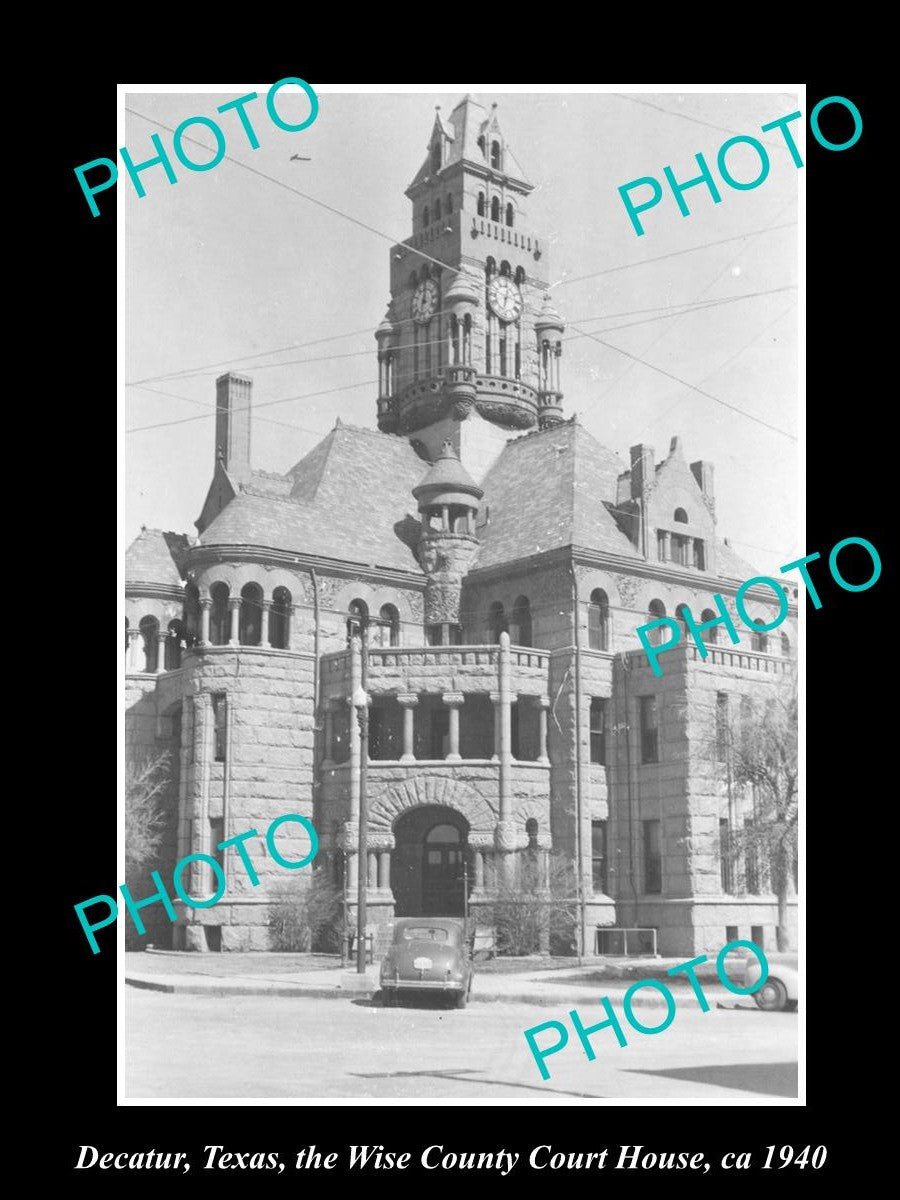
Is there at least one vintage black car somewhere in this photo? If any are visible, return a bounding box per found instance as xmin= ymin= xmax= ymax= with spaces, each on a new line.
xmin=379 ymin=918 xmax=474 ymax=1008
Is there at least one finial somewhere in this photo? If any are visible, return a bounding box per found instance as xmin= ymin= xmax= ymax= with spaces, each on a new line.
xmin=435 ymin=104 xmax=441 ymax=111
xmin=491 ymin=102 xmax=498 ymax=109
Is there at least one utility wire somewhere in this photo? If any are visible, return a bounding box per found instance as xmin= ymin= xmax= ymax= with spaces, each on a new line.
xmin=126 ymin=284 xmax=796 ymax=385
xmin=126 ymin=378 xmax=375 ymax=434
xmin=613 ymin=93 xmax=797 ymax=149
xmin=549 ymin=218 xmax=796 ymax=291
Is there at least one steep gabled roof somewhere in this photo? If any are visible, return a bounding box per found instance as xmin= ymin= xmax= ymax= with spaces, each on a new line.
xmin=126 ymin=528 xmax=190 ymax=587
xmin=474 ymin=420 xmax=637 ymax=570
xmin=200 ymin=423 xmax=426 ymax=571
xmin=407 ymin=95 xmax=532 ymax=192
xmin=715 ymin=539 xmax=760 ymax=582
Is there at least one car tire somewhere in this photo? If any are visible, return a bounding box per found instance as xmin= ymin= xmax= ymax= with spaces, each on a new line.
xmin=754 ymin=977 xmax=788 ymax=1012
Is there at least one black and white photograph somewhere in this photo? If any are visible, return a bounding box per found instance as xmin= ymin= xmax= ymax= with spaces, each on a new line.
xmin=115 ymin=85 xmax=807 ymax=1104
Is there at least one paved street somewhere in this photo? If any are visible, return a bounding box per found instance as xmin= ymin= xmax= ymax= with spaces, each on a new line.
xmin=123 ymin=990 xmax=798 ymax=1100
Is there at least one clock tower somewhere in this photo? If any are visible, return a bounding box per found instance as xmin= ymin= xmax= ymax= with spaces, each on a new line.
xmin=375 ymin=95 xmax=565 ymax=439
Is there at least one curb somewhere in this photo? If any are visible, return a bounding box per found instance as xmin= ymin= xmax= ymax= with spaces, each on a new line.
xmin=124 ymin=974 xmax=723 ymax=1008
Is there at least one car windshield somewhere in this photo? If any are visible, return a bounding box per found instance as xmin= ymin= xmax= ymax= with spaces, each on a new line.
xmin=402 ymin=927 xmax=450 ymax=943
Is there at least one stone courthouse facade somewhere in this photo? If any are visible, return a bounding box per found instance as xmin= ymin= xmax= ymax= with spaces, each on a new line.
xmin=125 ymin=96 xmax=797 ymax=956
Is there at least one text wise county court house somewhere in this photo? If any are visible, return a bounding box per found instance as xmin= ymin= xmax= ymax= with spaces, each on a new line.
xmin=125 ymin=96 xmax=797 ymax=956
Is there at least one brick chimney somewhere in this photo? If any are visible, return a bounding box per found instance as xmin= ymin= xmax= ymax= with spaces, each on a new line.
xmin=215 ymin=372 xmax=252 ymax=481
xmin=630 ymin=444 xmax=655 ymax=499
xmin=690 ymin=459 xmax=714 ymax=501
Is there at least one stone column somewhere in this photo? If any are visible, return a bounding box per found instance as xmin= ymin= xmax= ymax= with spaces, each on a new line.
xmin=367 ymin=851 xmax=378 ymax=889
xmin=498 ymin=633 xmax=512 ymax=821
xmin=398 ymin=693 xmax=418 ymax=763
xmin=261 ymin=600 xmax=272 ymax=647
xmin=126 ymin=628 xmax=141 ymax=672
xmin=443 ymin=692 xmax=464 ymax=762
xmin=537 ymin=698 xmax=550 ymax=764
xmin=474 ymin=850 xmax=484 ymax=888
xmin=156 ymin=630 xmax=168 ymax=673
xmin=199 ymin=598 xmax=211 ymax=645
xmin=228 ymin=597 xmax=241 ymax=646
xmin=348 ymin=637 xmax=362 ymax=819
xmin=660 ymin=531 xmax=670 ymax=561
xmin=490 ymin=692 xmax=501 ymax=762
xmin=378 ymin=850 xmax=391 ymax=889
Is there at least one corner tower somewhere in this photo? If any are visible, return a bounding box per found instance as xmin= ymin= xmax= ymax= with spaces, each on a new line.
xmin=376 ymin=96 xmax=565 ymax=438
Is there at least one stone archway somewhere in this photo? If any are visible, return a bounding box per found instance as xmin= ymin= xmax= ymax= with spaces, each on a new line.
xmin=392 ymin=806 xmax=470 ymax=917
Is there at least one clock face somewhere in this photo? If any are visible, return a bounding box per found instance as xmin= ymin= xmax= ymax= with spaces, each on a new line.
xmin=412 ymin=278 xmax=439 ymax=324
xmin=488 ymin=276 xmax=523 ymax=322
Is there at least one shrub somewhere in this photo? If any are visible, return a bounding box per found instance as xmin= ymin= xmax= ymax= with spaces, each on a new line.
xmin=269 ymin=869 xmax=343 ymax=952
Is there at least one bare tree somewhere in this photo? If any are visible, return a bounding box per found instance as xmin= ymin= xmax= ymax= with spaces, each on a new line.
xmin=716 ymin=667 xmax=798 ymax=951
xmin=125 ymin=752 xmax=171 ymax=871
xmin=486 ymin=851 xmax=580 ymax=956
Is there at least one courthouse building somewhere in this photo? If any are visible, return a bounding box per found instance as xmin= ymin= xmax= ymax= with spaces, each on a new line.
xmin=125 ymin=96 xmax=797 ymax=956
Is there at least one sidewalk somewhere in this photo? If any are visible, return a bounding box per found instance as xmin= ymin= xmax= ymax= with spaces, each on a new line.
xmin=125 ymin=951 xmax=741 ymax=1008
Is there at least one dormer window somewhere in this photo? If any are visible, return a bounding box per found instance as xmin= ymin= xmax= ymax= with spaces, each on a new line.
xmin=674 ymin=508 xmax=688 ymax=523
xmin=491 ymin=140 xmax=501 ymax=169
xmin=431 ymin=142 xmax=441 ymax=173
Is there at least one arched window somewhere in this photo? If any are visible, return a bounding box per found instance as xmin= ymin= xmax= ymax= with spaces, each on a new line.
xmin=780 ymin=631 xmax=791 ymax=657
xmin=485 ymin=259 xmax=496 ymax=374
xmin=423 ymin=205 xmax=429 ymax=227
xmin=490 ymin=196 xmax=500 ymax=223
xmin=511 ymin=596 xmax=532 ymax=647
xmin=477 ymin=134 xmax=486 ymax=157
xmin=426 ymin=823 xmax=461 ymax=844
xmin=446 ymin=193 xmax=453 ymax=214
xmin=239 ymin=583 xmax=263 ymax=646
xmin=489 ymin=601 xmax=507 ymax=643
xmin=505 ymin=202 xmax=514 ymax=227
xmin=477 ymin=192 xmax=485 ymax=217
xmin=491 ymin=140 xmax=501 ymax=169
xmin=434 ymin=197 xmax=441 ymax=222
xmin=675 ymin=603 xmax=692 ymax=636
xmin=165 ymin=619 xmax=185 ymax=670
xmin=588 ymin=589 xmax=610 ymax=651
xmin=450 ymin=313 xmax=460 ymax=364
xmin=514 ymin=266 xmax=525 ymax=286
xmin=431 ymin=142 xmax=441 ymax=173
xmin=270 ymin=587 xmax=292 ymax=650
xmin=674 ymin=508 xmax=688 ymax=524
xmin=751 ymin=628 xmax=769 ymax=653
xmin=347 ymin=599 xmax=369 ymax=645
xmin=377 ymin=603 xmax=400 ymax=647
xmin=209 ymin=583 xmax=230 ymax=645
xmin=525 ymin=817 xmax=539 ymax=851
xmin=500 ymin=259 xmax=510 ymax=276
xmin=700 ymin=608 xmax=719 ymax=644
xmin=183 ymin=583 xmax=200 ymax=646
xmin=646 ymin=599 xmax=666 ymax=648
xmin=139 ymin=615 xmax=159 ymax=672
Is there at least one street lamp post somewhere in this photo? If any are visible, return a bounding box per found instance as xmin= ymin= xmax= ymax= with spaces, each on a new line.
xmin=353 ymin=629 xmax=370 ymax=975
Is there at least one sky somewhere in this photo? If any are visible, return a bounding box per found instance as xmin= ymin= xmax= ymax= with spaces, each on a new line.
xmin=122 ymin=86 xmax=800 ymax=576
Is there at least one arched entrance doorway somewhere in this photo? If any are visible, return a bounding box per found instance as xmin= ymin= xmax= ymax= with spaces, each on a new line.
xmin=392 ymin=806 xmax=469 ymax=917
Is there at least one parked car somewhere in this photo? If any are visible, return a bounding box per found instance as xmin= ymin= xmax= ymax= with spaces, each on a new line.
xmin=380 ymin=918 xmax=474 ymax=1008
xmin=744 ymin=951 xmax=799 ymax=1012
